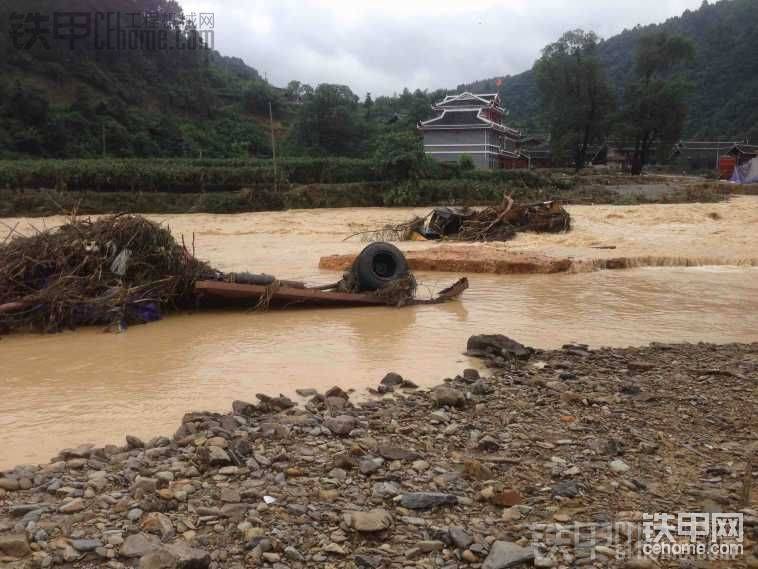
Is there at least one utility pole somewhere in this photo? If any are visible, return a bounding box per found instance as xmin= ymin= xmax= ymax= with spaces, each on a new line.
xmin=101 ymin=123 xmax=106 ymax=158
xmin=269 ymin=101 xmax=278 ymax=192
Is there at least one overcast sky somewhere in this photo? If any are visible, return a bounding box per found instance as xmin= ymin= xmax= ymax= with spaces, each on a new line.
xmin=181 ymin=0 xmax=704 ymax=97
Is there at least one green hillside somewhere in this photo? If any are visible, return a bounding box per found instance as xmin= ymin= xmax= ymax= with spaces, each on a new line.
xmin=461 ymin=0 xmax=758 ymax=140
xmin=0 ymin=0 xmax=280 ymax=159
xmin=2 ymin=0 xmax=756 ymax=161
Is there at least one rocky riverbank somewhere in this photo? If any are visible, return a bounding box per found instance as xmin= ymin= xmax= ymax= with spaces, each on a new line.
xmin=0 ymin=338 xmax=756 ymax=568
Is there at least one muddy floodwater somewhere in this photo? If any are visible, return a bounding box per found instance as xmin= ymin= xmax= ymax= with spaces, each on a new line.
xmin=2 ymin=198 xmax=758 ymax=468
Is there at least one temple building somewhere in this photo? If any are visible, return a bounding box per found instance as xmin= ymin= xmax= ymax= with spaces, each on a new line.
xmin=418 ymin=92 xmax=525 ymax=170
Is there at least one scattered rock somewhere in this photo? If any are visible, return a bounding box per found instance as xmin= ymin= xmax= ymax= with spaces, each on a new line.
xmin=71 ymin=539 xmax=102 ymax=552
xmin=325 ymin=415 xmax=357 ymax=436
xmin=482 ymin=541 xmax=535 ymax=569
xmin=449 ymin=527 xmax=473 ymax=549
xmin=126 ymin=435 xmax=145 ymax=449
xmin=380 ymin=372 xmax=404 ymax=387
xmin=207 ymin=446 xmax=231 ymax=466
xmin=121 ymin=533 xmax=161 ymax=558
xmin=232 ymin=400 xmax=256 ymax=416
xmin=141 ymin=512 xmax=175 ymax=538
xmin=0 ymin=533 xmax=31 ymax=559
xmin=377 ymin=445 xmax=420 ymax=461
xmin=0 ymin=478 xmax=20 ymax=491
xmin=552 ymin=480 xmax=581 ymax=498
xmin=343 ymin=509 xmax=393 ymax=532
xmin=58 ymin=498 xmax=86 ymax=513
xmin=610 ymin=459 xmax=631 ymax=473
xmin=0 ymin=338 xmax=752 ymax=569
xmin=431 ymin=387 xmax=465 ymax=408
xmin=397 ymin=492 xmax=458 ymax=509
xmin=467 ymin=334 xmax=532 ymax=359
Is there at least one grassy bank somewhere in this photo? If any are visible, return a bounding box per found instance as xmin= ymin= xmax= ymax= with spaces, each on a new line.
xmin=0 ymin=158 xmax=563 ymax=193
xmin=0 ymin=158 xmax=742 ymax=216
xmin=0 ymin=178 xmax=736 ymax=217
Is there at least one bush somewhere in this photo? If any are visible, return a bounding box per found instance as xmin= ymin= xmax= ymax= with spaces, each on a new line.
xmin=458 ymin=155 xmax=476 ymax=171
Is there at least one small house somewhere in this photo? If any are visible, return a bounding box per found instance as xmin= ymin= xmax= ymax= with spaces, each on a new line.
xmin=419 ymin=92 xmax=524 ymax=170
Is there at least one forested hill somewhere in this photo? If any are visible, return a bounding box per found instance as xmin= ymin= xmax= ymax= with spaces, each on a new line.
xmin=461 ymin=0 xmax=758 ymax=140
xmin=0 ymin=0 xmax=280 ymax=159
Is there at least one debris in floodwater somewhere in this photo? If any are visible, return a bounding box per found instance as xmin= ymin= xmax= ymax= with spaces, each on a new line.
xmin=1 ymin=217 xmax=469 ymax=337
xmin=349 ymin=194 xmax=571 ymax=242
xmin=0 ymin=214 xmax=211 ymax=335
xmin=196 ymin=241 xmax=468 ymax=310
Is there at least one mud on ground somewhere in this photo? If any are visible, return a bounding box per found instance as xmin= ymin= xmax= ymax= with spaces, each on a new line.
xmin=0 ymin=339 xmax=756 ymax=568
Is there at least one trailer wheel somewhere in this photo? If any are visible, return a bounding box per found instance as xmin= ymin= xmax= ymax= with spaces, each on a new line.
xmin=354 ymin=242 xmax=409 ymax=292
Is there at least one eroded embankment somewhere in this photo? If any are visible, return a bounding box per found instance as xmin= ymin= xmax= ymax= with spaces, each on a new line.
xmin=319 ymin=246 xmax=758 ymax=275
xmin=319 ymin=246 xmax=573 ymax=274
xmin=0 ymin=339 xmax=755 ymax=568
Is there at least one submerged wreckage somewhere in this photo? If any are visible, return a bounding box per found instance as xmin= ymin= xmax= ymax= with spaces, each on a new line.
xmin=354 ymin=196 xmax=571 ymax=242
xmin=0 ymin=215 xmax=466 ymax=335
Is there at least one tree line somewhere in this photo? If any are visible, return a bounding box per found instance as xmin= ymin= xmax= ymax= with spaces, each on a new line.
xmin=0 ymin=0 xmax=701 ymax=177
xmin=534 ymin=29 xmax=694 ymax=174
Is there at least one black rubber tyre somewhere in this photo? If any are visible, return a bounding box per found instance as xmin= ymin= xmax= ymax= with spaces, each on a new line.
xmin=354 ymin=242 xmax=409 ymax=292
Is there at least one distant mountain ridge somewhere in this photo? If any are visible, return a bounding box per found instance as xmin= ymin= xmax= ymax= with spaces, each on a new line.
xmin=459 ymin=0 xmax=758 ymax=140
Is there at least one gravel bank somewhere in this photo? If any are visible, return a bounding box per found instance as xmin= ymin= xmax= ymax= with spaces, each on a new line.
xmin=0 ymin=338 xmax=756 ymax=568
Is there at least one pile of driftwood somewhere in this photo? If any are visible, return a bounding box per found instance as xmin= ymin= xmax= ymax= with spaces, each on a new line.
xmin=351 ymin=195 xmax=571 ymax=243
xmin=0 ymin=215 xmax=211 ymax=334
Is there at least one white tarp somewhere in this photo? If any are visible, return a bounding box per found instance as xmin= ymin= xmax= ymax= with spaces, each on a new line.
xmin=730 ymin=156 xmax=758 ymax=184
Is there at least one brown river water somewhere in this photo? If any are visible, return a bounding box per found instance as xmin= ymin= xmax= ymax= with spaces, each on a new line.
xmin=2 ymin=198 xmax=758 ymax=468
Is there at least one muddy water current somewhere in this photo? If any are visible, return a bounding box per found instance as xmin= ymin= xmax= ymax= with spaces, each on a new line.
xmin=2 ymin=200 xmax=758 ymax=468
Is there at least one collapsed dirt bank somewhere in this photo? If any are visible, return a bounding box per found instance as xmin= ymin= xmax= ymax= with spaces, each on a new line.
xmin=1 ymin=340 xmax=755 ymax=568
xmin=319 ymin=246 xmax=758 ymax=276
xmin=320 ymin=246 xmax=573 ymax=275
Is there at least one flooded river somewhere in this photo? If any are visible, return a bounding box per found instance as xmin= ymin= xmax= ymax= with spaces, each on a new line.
xmin=2 ymin=200 xmax=758 ymax=468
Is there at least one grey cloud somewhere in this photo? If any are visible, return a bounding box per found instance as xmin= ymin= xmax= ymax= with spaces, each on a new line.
xmin=183 ymin=0 xmax=703 ymax=96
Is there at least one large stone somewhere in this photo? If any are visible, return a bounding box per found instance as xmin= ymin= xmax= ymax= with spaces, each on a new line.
xmin=166 ymin=541 xmax=211 ymax=568
xmin=359 ymin=457 xmax=384 ymax=475
xmin=59 ymin=498 xmax=86 ymax=513
xmin=552 ymin=480 xmax=581 ymax=498
xmin=325 ymin=415 xmax=357 ymax=436
xmin=139 ymin=541 xmax=210 ymax=569
xmin=482 ymin=541 xmax=535 ymax=569
xmin=232 ymin=400 xmax=257 ymax=416
xmin=324 ymin=386 xmax=350 ymax=400
xmin=126 ymin=435 xmax=145 ymax=449
xmin=61 ymin=444 xmax=93 ymax=459
xmin=372 ymin=481 xmax=401 ymax=499
xmin=343 ymin=509 xmax=393 ymax=532
xmin=71 ymin=539 xmax=102 ymax=552
xmin=397 ymin=492 xmax=458 ymax=509
xmin=380 ymin=372 xmax=404 ymax=387
xmin=134 ymin=476 xmax=159 ymax=493
xmin=220 ymin=487 xmax=241 ymax=503
xmin=207 ymin=446 xmax=231 ymax=466
xmin=377 ymin=445 xmax=420 ymax=461
xmin=449 ymin=527 xmax=473 ymax=549
xmin=610 ymin=459 xmax=631 ymax=473
xmin=431 ymin=387 xmax=465 ymax=408
xmin=139 ymin=549 xmax=177 ymax=569
xmin=141 ymin=512 xmax=175 ymax=538
xmin=0 ymin=478 xmax=20 ymax=491
xmin=0 ymin=534 xmax=31 ymax=559
xmin=467 ymin=335 xmax=532 ymax=360
xmin=121 ymin=533 xmax=161 ymax=558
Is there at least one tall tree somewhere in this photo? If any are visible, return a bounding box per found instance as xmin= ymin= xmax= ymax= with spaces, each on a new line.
xmin=287 ymin=84 xmax=366 ymax=156
xmin=619 ymin=32 xmax=695 ymax=175
xmin=534 ymin=30 xmax=614 ymax=170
